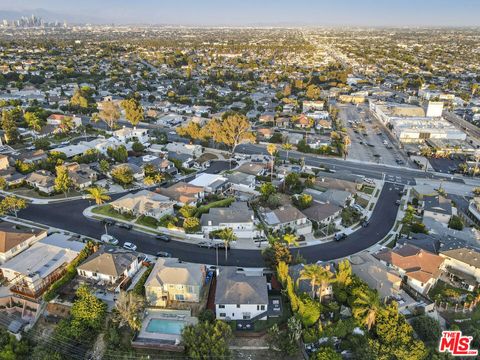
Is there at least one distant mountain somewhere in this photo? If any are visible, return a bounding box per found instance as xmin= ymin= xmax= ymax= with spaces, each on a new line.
xmin=0 ymin=8 xmax=103 ymax=24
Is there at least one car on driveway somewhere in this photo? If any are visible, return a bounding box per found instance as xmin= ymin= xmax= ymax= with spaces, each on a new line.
xmin=123 ymin=242 xmax=137 ymax=251
xmin=156 ymin=251 xmax=171 ymax=258
xmin=155 ymin=235 xmax=171 ymax=242
xmin=118 ymin=223 xmax=133 ymax=230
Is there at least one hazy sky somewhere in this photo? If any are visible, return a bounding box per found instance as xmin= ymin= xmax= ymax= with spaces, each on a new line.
xmin=2 ymin=0 xmax=479 ymax=26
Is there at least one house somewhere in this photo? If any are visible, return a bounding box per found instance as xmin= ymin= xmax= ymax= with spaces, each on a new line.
xmin=440 ymin=246 xmax=480 ymax=291
xmin=0 ymin=154 xmax=9 ymax=170
xmin=0 ymin=221 xmax=47 ymax=264
xmin=294 ymin=114 xmax=313 ymax=128
xmin=25 ymin=170 xmax=56 ymax=194
xmin=236 ymin=162 xmax=266 ymax=176
xmin=201 ymin=202 xmax=257 ymax=239
xmin=168 ymin=151 xmax=195 ymax=169
xmin=110 ymin=190 xmax=175 ymax=220
xmin=111 ymin=163 xmax=144 ymax=181
xmin=215 ymin=267 xmax=268 ymax=321
xmin=0 ymin=155 xmax=24 ymax=186
xmin=144 ymin=257 xmax=205 ymax=307
xmin=13 ymin=149 xmax=47 ymax=164
xmin=165 ymin=142 xmax=202 ymax=158
xmin=46 ymin=114 xmax=82 ymax=129
xmin=257 ymin=128 xmax=274 ymax=140
xmin=301 ymin=202 xmax=342 ymax=226
xmin=423 ymin=195 xmax=453 ymax=226
xmin=157 ymin=182 xmax=204 ymax=205
xmin=77 ymin=246 xmax=141 ymax=288
xmin=64 ymin=162 xmax=97 ymax=189
xmin=303 ymin=101 xmax=324 ymax=112
xmin=226 ymin=171 xmax=257 ymax=195
xmin=374 ymin=244 xmax=445 ymax=295
xmin=112 ymin=126 xmax=149 ymax=145
xmin=188 ymin=173 xmax=229 ymax=194
xmin=0 ymin=234 xmax=85 ymax=299
xmin=262 ymin=205 xmax=312 ymax=235
xmin=305 ymin=188 xmax=353 ymax=207
xmin=275 ymin=117 xmax=290 ymax=128
xmin=129 ymin=155 xmax=177 ymax=175
xmin=258 ymin=113 xmax=274 ymax=123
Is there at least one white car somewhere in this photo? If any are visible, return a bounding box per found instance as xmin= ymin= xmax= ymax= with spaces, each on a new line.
xmin=100 ymin=234 xmax=119 ymax=245
xmin=123 ymin=242 xmax=137 ymax=251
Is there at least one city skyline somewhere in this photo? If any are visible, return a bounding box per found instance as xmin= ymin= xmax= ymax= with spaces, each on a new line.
xmin=1 ymin=0 xmax=480 ymax=26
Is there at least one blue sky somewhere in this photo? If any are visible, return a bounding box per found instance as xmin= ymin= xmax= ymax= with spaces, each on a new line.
xmin=1 ymin=0 xmax=479 ymax=26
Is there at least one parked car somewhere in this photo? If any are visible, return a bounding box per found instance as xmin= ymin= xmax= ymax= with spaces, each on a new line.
xmin=155 ymin=234 xmax=171 ymax=242
xmin=100 ymin=234 xmax=119 ymax=245
xmin=197 ymin=241 xmax=214 ymax=248
xmin=395 ymin=200 xmax=401 ymax=205
xmin=102 ymin=218 xmax=116 ymax=226
xmin=361 ymin=219 xmax=369 ymax=227
xmin=123 ymin=242 xmax=137 ymax=251
xmin=156 ymin=251 xmax=171 ymax=258
xmin=334 ymin=233 xmax=347 ymax=241
xmin=118 ymin=223 xmax=132 ymax=230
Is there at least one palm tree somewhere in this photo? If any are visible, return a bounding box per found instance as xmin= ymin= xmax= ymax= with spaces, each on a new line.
xmin=335 ymin=259 xmax=352 ymax=288
xmin=316 ymin=266 xmax=335 ymax=304
xmin=86 ymin=186 xmax=111 ymax=205
xmin=114 ymin=291 xmax=145 ymax=331
xmin=342 ymin=135 xmax=351 ymax=160
xmin=218 ymin=227 xmax=237 ymax=262
xmin=352 ymin=289 xmax=383 ymax=330
xmin=283 ymin=233 xmax=299 ymax=247
xmin=59 ymin=116 xmax=74 ymax=133
xmin=282 ymin=142 xmax=293 ymax=161
xmin=297 ymin=264 xmax=321 ymax=299
xmin=267 ymin=143 xmax=277 ymax=181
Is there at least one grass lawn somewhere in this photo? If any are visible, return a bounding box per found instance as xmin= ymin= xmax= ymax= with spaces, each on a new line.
xmin=428 ymin=280 xmax=469 ymax=303
xmin=195 ymin=197 xmax=235 ymax=217
xmin=11 ymin=187 xmax=82 ymax=199
xmin=91 ymin=205 xmax=135 ymax=221
xmin=361 ymin=185 xmax=375 ymax=195
xmin=136 ymin=215 xmax=159 ymax=228
xmin=355 ymin=197 xmax=369 ymax=208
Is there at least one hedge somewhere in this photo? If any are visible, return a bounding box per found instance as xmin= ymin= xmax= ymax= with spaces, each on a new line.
xmin=43 ymin=242 xmax=94 ymax=302
xmin=194 ymin=197 xmax=235 ymax=217
xmin=132 ymin=265 xmax=154 ymax=296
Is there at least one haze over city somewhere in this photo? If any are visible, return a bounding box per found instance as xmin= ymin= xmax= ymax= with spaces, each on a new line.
xmin=1 ymin=0 xmax=480 ymax=26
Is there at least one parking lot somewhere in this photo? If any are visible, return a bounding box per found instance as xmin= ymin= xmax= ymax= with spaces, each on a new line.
xmin=338 ymin=104 xmax=409 ymax=167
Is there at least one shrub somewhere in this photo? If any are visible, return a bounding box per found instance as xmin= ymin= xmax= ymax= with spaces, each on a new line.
xmin=448 ymin=215 xmax=464 ymax=231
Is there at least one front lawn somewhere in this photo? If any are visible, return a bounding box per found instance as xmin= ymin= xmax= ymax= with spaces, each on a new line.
xmin=91 ymin=205 xmax=135 ymax=221
xmin=361 ymin=185 xmax=375 ymax=195
xmin=195 ymin=197 xmax=235 ymax=217
xmin=136 ymin=215 xmax=159 ymax=228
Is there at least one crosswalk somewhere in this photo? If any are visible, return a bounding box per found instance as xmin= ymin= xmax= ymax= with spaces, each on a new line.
xmin=385 ymin=174 xmax=413 ymax=185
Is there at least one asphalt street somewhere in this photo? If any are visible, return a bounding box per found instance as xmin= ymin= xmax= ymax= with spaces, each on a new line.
xmin=16 ymin=182 xmax=402 ymax=267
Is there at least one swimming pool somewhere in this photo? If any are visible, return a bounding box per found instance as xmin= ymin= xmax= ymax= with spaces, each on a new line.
xmin=146 ymin=319 xmax=185 ymax=335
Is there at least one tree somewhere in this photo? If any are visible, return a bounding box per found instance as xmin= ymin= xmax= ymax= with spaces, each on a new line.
xmin=352 ymin=288 xmax=383 ymax=330
xmin=86 ymin=187 xmax=110 ymax=205
xmin=282 ymin=142 xmax=293 ymax=160
xmin=70 ymin=285 xmax=107 ymax=334
xmin=59 ymin=116 xmax=74 ymax=133
xmin=217 ymin=227 xmax=237 ymax=261
xmin=182 ymin=320 xmax=232 ymax=360
xmin=54 ymin=165 xmax=73 ymax=197
xmin=98 ymin=101 xmax=120 ymax=129
xmin=267 ymin=143 xmax=277 ymax=181
xmin=448 ymin=215 xmax=464 ymax=231
xmin=283 ymin=233 xmax=299 ymax=247
xmin=203 ymin=112 xmax=255 ymax=154
xmin=131 ymin=141 xmax=145 ymax=153
xmin=143 ymin=173 xmax=164 ymax=186
xmin=284 ymin=173 xmax=302 ymax=193
xmin=111 ymin=165 xmax=134 ymax=186
xmin=262 ymin=242 xmax=292 ymax=268
xmin=0 ymin=177 xmax=6 ymax=190
xmin=314 ymin=347 xmax=342 ymax=360
xmin=179 ymin=205 xmax=197 ymax=218
xmin=298 ymin=264 xmax=322 ymax=299
xmin=176 ymin=121 xmax=201 ymax=139
xmin=336 ymin=259 xmax=352 ymax=288
xmin=342 ymin=135 xmax=351 ymax=160
xmin=1 ymin=110 xmax=18 ymax=144
xmin=293 ymin=193 xmax=312 ymax=209
xmin=259 ymin=182 xmax=276 ymax=200
xmin=121 ymin=98 xmax=144 ymax=126
xmin=34 ymin=137 xmax=50 ymax=150
xmin=183 ymin=217 xmax=200 ymax=233
xmin=99 ymin=159 xmax=110 ymax=174
xmin=107 ymin=145 xmax=128 ymax=163
xmin=24 ymin=111 xmax=43 ymax=132
xmin=70 ymin=88 xmax=90 ymax=108
xmin=411 ymin=315 xmax=442 ymax=344
xmin=114 ymin=291 xmax=144 ymax=332
xmin=306 ymin=84 xmax=321 ymax=100
xmin=0 ymin=196 xmax=27 ymax=217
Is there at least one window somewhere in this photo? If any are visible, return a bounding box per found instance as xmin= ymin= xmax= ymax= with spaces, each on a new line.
xmin=260 ymin=305 xmax=265 ymax=310
xmin=236 ymin=304 xmax=240 ymax=308
xmin=175 ymin=294 xmax=185 ymax=301
xmin=92 ymin=272 xmax=97 ymax=277
xmin=219 ymin=304 xmax=225 ymax=309
xmin=219 ymin=313 xmax=226 ymax=317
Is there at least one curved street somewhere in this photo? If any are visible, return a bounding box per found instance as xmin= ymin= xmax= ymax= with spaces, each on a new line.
xmin=17 ymin=182 xmax=402 ymax=267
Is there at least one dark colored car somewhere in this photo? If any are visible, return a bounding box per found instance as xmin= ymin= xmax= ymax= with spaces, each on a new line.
xmin=155 ymin=235 xmax=171 ymax=242
xmin=156 ymin=251 xmax=172 ymax=258
xmin=102 ymin=218 xmax=116 ymax=226
xmin=118 ymin=223 xmax=132 ymax=230
xmin=334 ymin=233 xmax=347 ymax=241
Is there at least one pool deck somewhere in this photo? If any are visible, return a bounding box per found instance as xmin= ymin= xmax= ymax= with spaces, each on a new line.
xmin=137 ymin=308 xmax=198 ymax=343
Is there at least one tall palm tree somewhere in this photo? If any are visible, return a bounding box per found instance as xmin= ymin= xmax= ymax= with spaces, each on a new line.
xmin=218 ymin=227 xmax=237 ymax=262
xmin=336 ymin=259 xmax=353 ymax=288
xmin=297 ymin=264 xmax=321 ymax=299
xmin=86 ymin=186 xmax=111 ymax=205
xmin=316 ymin=266 xmax=335 ymax=304
xmin=282 ymin=142 xmax=293 ymax=161
xmin=352 ymin=289 xmax=383 ymax=330
xmin=266 ymin=143 xmax=277 ymax=181
xmin=59 ymin=116 xmax=75 ymax=133
xmin=283 ymin=233 xmax=299 ymax=247
xmin=342 ymin=135 xmax=351 ymax=160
